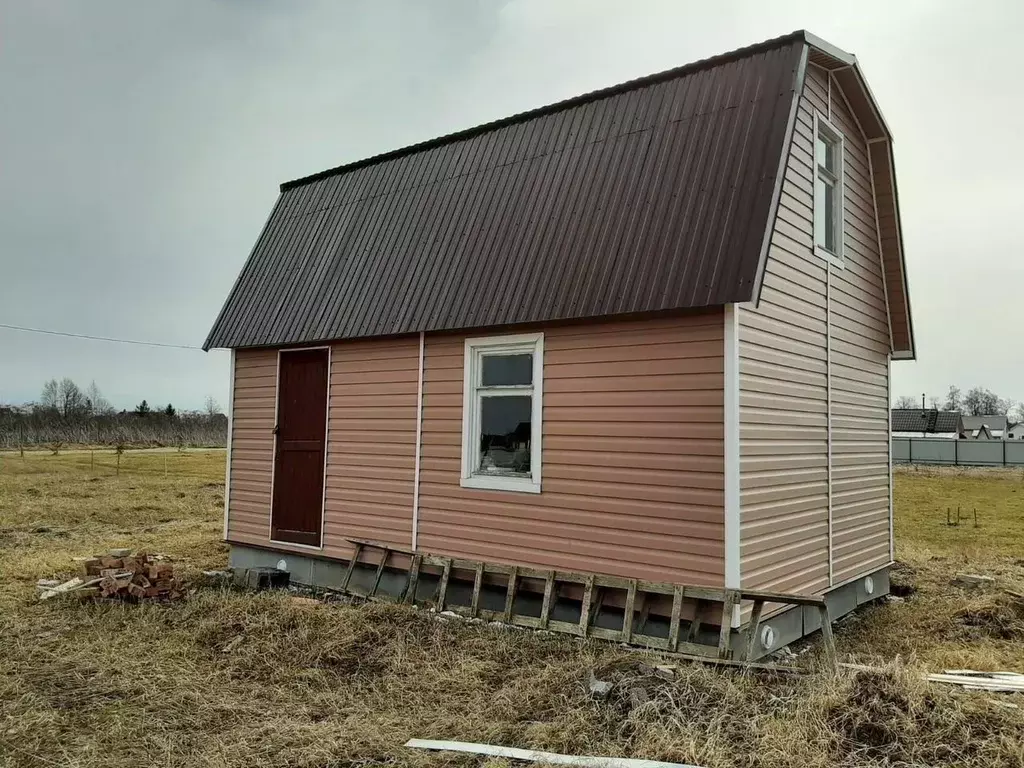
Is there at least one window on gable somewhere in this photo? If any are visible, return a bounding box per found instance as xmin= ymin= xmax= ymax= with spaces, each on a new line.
xmin=814 ymin=115 xmax=845 ymax=262
xmin=461 ymin=333 xmax=543 ymax=493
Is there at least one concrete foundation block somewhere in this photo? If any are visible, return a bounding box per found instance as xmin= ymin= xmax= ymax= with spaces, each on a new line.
xmin=235 ymin=566 xmax=290 ymax=591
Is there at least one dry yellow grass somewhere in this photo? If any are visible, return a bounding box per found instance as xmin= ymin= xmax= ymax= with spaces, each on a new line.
xmin=834 ymin=466 xmax=1024 ymax=671
xmin=1 ymin=453 xmax=1022 ymax=767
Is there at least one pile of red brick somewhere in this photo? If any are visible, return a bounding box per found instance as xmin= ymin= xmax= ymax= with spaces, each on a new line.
xmin=79 ymin=549 xmax=184 ymax=601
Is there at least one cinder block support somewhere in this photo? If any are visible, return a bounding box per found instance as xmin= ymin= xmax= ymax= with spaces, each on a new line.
xmin=232 ymin=566 xmax=290 ymax=591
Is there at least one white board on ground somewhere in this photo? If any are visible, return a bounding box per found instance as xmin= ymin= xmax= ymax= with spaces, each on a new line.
xmin=404 ymin=739 xmax=704 ymax=768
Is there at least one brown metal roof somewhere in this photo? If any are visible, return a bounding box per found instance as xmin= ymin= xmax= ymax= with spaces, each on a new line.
xmin=205 ymin=33 xmax=807 ymax=350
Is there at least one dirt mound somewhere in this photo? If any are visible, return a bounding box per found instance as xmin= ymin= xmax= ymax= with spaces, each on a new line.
xmin=951 ymin=594 xmax=1024 ymax=640
xmin=825 ymin=667 xmax=1020 ymax=765
xmin=889 ymin=561 xmax=917 ymax=597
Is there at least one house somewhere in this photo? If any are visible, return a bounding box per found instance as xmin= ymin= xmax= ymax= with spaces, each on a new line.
xmin=1007 ymin=423 xmax=1024 ymax=440
xmin=890 ymin=408 xmax=964 ymax=439
xmin=962 ymin=415 xmax=1006 ymax=440
xmin=205 ymin=31 xmax=914 ymax=659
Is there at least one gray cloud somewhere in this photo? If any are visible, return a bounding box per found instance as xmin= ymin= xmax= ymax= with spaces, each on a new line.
xmin=2 ymin=0 xmax=1018 ymax=409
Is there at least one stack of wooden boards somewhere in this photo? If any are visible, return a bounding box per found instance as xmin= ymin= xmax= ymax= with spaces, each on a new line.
xmin=38 ymin=548 xmax=184 ymax=601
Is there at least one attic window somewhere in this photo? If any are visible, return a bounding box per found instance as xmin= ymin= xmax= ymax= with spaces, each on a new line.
xmin=461 ymin=333 xmax=544 ymax=494
xmin=814 ymin=114 xmax=845 ymax=263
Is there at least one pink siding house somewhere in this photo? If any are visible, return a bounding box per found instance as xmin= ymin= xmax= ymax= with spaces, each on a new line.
xmin=206 ymin=31 xmax=914 ymax=658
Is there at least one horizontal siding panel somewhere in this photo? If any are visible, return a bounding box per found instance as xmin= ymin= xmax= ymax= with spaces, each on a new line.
xmin=420 ymin=509 xmax=723 ymax=555
xmin=740 ymin=375 xmax=827 ymax=402
xmin=418 ymin=312 xmax=726 ymax=585
xmin=416 ymin=530 xmax=723 ymax=585
xmin=227 ymin=349 xmax=278 ymax=544
xmin=543 ymin=339 xmax=724 ymax=365
xmin=322 ymin=339 xmax=417 ymax=552
xmin=546 ymin=372 xmax=724 ymax=393
xmin=228 ymin=340 xmax=419 ymax=561
xmin=419 ymin=484 xmax=724 ymax=524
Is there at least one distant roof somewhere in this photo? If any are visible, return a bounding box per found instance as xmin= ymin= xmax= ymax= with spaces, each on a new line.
xmin=204 ymin=30 xmax=912 ymax=353
xmin=962 ymin=415 xmax=1007 ymax=432
xmin=891 ymin=409 xmax=962 ymax=434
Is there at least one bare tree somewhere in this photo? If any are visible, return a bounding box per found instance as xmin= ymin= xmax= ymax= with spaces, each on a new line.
xmin=85 ymin=380 xmax=112 ymax=415
xmin=1012 ymin=402 xmax=1024 ymax=425
xmin=893 ymin=395 xmax=918 ymax=409
xmin=943 ymin=385 xmax=962 ymax=412
xmin=927 ymin=395 xmax=942 ymax=410
xmin=962 ymin=387 xmax=1004 ymax=417
xmin=58 ymin=378 xmax=86 ymax=418
xmin=40 ymin=379 xmax=59 ymax=411
xmin=204 ymin=396 xmax=221 ymax=417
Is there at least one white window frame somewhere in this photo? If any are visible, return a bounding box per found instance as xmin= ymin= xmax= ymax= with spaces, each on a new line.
xmin=813 ymin=112 xmax=845 ymax=266
xmin=461 ymin=332 xmax=544 ymax=494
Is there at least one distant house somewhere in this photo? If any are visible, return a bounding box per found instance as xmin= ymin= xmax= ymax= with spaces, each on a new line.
xmin=1007 ymin=423 xmax=1024 ymax=440
xmin=962 ymin=415 xmax=1007 ymax=440
xmin=891 ymin=409 xmax=963 ymax=439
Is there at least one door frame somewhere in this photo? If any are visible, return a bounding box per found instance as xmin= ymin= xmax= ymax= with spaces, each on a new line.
xmin=268 ymin=345 xmax=331 ymax=551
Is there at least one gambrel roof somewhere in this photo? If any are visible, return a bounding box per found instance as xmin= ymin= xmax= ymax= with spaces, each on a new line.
xmin=205 ymin=31 xmax=913 ymax=356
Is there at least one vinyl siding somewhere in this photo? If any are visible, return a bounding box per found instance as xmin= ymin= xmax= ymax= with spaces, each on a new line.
xmin=418 ymin=313 xmax=726 ymax=585
xmin=226 ymin=340 xmax=419 ymax=559
xmin=228 ymin=315 xmax=726 ymax=585
xmin=805 ymin=67 xmax=891 ymax=584
xmin=227 ymin=349 xmax=278 ymax=547
xmin=323 ymin=338 xmax=419 ymax=552
xmin=738 ymin=64 xmax=891 ymax=595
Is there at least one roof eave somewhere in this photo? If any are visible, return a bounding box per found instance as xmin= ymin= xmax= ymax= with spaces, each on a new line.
xmin=749 ymin=41 xmax=809 ymax=306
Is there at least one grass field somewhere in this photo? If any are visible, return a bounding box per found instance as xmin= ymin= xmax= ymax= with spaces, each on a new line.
xmin=1 ymin=453 xmax=1022 ymax=767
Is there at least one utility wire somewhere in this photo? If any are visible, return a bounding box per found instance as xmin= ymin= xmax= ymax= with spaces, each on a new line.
xmin=0 ymin=322 xmax=205 ymax=350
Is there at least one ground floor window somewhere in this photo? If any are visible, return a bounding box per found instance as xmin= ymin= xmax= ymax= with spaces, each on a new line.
xmin=460 ymin=332 xmax=543 ymax=493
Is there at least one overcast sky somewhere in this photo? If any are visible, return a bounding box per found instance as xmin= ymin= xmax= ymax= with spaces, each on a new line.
xmin=1 ymin=1 xmax=1020 ymax=411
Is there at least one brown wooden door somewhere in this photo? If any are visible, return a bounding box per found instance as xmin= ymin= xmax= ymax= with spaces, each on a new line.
xmin=271 ymin=348 xmax=329 ymax=546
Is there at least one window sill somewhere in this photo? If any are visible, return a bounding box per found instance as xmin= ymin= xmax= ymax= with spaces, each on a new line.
xmin=815 ymin=245 xmax=844 ymax=268
xmin=460 ymin=474 xmax=541 ymax=494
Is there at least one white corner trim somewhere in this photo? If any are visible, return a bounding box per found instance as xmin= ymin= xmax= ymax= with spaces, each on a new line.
xmin=222 ymin=348 xmax=235 ymax=541
xmin=411 ymin=332 xmax=425 ymax=550
xmin=724 ymin=304 xmax=741 ymax=603
xmin=460 ymin=331 xmax=544 ymax=494
xmin=826 ymin=239 xmax=834 ymax=587
xmin=887 ymin=353 xmax=894 ymax=563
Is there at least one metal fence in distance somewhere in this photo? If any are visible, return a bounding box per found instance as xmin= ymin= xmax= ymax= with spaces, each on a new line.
xmin=893 ymin=437 xmax=1024 ymax=467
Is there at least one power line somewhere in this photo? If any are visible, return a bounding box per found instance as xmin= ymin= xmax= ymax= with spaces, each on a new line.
xmin=0 ymin=322 xmax=205 ymax=350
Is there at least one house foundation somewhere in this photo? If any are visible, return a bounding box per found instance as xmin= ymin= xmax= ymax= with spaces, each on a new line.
xmin=228 ymin=542 xmax=889 ymax=661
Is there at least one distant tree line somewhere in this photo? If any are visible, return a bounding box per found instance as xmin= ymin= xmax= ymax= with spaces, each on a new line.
xmin=0 ymin=379 xmax=227 ymax=449
xmin=893 ymin=385 xmax=1023 ymax=422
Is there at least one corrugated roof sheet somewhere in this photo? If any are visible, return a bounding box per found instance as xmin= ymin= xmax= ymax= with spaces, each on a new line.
xmin=891 ymin=409 xmax=962 ymax=434
xmin=205 ymin=34 xmax=806 ymax=350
